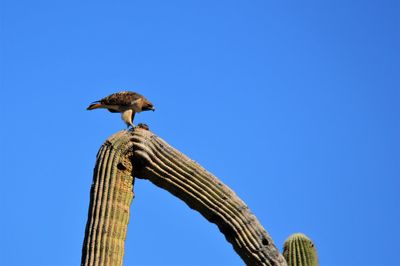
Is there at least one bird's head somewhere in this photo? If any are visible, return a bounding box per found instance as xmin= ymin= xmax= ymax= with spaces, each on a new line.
xmin=142 ymin=99 xmax=155 ymax=112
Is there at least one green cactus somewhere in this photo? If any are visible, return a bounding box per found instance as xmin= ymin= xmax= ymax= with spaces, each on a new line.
xmin=283 ymin=233 xmax=318 ymax=266
xmin=81 ymin=128 xmax=288 ymax=266
xmin=81 ymin=132 xmax=135 ymax=266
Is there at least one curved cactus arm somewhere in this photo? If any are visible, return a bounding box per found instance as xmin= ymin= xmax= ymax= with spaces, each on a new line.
xmin=81 ymin=127 xmax=287 ymax=266
xmin=283 ymin=233 xmax=318 ymax=266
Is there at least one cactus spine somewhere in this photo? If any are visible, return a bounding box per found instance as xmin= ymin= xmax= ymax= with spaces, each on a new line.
xmin=283 ymin=233 xmax=318 ymax=266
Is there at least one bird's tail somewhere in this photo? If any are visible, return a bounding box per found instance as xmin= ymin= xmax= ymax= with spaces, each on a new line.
xmin=86 ymin=102 xmax=103 ymax=110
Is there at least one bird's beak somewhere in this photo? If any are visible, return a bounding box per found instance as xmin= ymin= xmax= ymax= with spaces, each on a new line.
xmin=151 ymin=107 xmax=155 ymax=112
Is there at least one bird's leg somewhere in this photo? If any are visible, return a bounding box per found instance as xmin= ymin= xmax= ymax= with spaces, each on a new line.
xmin=129 ymin=111 xmax=136 ymax=131
xmin=121 ymin=109 xmax=135 ymax=131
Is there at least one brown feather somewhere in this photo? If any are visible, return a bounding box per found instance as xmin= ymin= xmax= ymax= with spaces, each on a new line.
xmin=100 ymin=91 xmax=144 ymax=107
xmin=86 ymin=91 xmax=155 ymax=128
xmin=86 ymin=103 xmax=103 ymax=110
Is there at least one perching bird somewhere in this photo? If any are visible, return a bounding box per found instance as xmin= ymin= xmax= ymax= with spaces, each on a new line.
xmin=87 ymin=91 xmax=155 ymax=128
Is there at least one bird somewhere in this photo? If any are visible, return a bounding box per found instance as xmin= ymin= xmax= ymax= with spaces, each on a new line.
xmin=87 ymin=91 xmax=155 ymax=128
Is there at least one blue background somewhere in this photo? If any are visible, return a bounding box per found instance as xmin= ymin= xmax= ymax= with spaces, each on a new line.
xmin=1 ymin=1 xmax=399 ymax=265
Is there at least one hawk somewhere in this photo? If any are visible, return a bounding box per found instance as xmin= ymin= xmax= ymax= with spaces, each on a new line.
xmin=87 ymin=91 xmax=155 ymax=128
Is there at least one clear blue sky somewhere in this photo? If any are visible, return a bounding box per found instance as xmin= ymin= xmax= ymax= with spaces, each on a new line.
xmin=1 ymin=1 xmax=399 ymax=265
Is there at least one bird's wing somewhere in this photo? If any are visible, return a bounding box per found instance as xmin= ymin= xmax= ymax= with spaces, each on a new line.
xmin=100 ymin=91 xmax=143 ymax=107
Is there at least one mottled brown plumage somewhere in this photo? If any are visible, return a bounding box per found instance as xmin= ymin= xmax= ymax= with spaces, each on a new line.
xmin=87 ymin=91 xmax=155 ymax=128
xmin=99 ymin=91 xmax=143 ymax=107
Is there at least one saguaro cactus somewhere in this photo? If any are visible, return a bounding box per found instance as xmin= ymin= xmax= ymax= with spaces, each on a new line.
xmin=283 ymin=233 xmax=318 ymax=266
xmin=81 ymin=132 xmax=136 ymax=266
xmin=81 ymin=127 xmax=287 ymax=266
